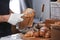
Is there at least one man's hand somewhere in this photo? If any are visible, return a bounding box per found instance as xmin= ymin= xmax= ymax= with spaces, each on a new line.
xmin=7 ymin=13 xmax=24 ymax=25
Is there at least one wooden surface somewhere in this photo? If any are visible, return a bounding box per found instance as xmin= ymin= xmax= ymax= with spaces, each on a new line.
xmin=19 ymin=33 xmax=51 ymax=40
xmin=0 ymin=33 xmax=51 ymax=40
xmin=22 ymin=38 xmax=51 ymax=40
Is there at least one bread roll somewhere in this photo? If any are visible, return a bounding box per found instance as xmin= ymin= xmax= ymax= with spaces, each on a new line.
xmin=44 ymin=31 xmax=51 ymax=38
xmin=33 ymin=31 xmax=40 ymax=37
xmin=24 ymin=31 xmax=34 ymax=37
xmin=40 ymin=26 xmax=49 ymax=37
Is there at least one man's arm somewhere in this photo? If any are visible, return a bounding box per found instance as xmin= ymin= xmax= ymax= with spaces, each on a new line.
xmin=0 ymin=13 xmax=24 ymax=25
xmin=0 ymin=15 xmax=10 ymax=22
xmin=0 ymin=9 xmax=12 ymax=22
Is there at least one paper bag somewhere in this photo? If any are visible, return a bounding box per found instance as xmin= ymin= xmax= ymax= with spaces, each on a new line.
xmin=19 ymin=8 xmax=35 ymax=29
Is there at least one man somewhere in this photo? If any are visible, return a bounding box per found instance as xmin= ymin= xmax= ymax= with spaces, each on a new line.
xmin=0 ymin=0 xmax=30 ymax=37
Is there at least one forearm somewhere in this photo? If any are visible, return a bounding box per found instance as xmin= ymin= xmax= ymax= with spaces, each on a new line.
xmin=0 ymin=15 xmax=4 ymax=22
xmin=0 ymin=15 xmax=10 ymax=22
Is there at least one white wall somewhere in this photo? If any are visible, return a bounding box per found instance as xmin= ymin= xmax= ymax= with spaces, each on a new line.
xmin=32 ymin=0 xmax=50 ymax=21
xmin=41 ymin=0 xmax=50 ymax=21
xmin=32 ymin=0 xmax=41 ymax=19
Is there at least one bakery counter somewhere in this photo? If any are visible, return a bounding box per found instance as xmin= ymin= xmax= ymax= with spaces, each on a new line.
xmin=51 ymin=24 xmax=60 ymax=40
xmin=0 ymin=33 xmax=51 ymax=40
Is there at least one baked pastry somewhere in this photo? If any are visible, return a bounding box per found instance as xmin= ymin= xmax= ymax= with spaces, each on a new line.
xmin=24 ymin=31 xmax=34 ymax=37
xmin=44 ymin=31 xmax=51 ymax=38
xmin=40 ymin=26 xmax=49 ymax=37
xmin=33 ymin=31 xmax=40 ymax=37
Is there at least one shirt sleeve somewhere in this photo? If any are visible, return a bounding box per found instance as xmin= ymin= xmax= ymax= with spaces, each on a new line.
xmin=9 ymin=0 xmax=21 ymax=14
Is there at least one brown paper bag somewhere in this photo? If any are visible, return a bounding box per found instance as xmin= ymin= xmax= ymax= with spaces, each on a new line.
xmin=19 ymin=8 xmax=35 ymax=29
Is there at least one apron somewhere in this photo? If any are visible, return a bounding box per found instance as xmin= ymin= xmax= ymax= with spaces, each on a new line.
xmin=0 ymin=0 xmax=11 ymax=37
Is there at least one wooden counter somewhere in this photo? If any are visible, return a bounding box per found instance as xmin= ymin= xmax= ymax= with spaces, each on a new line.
xmin=23 ymin=38 xmax=51 ymax=40
xmin=0 ymin=33 xmax=51 ymax=40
